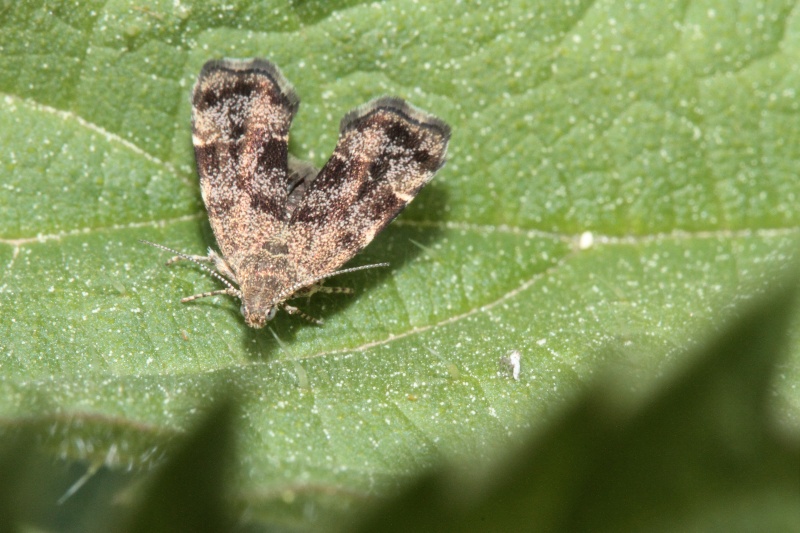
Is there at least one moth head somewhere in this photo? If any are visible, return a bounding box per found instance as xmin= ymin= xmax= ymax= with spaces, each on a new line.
xmin=237 ymin=257 xmax=292 ymax=328
xmin=239 ymin=276 xmax=286 ymax=328
xmin=241 ymin=302 xmax=278 ymax=328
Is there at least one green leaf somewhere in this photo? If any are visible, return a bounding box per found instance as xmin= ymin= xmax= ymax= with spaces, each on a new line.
xmin=125 ymin=399 xmax=236 ymax=533
xmin=1 ymin=0 xmax=799 ymax=530
xmin=353 ymin=281 xmax=800 ymax=532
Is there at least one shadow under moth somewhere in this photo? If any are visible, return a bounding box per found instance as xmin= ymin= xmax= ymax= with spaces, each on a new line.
xmin=144 ymin=58 xmax=450 ymax=328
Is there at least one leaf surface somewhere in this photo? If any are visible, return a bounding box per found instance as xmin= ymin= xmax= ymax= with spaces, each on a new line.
xmin=1 ymin=0 xmax=799 ymax=527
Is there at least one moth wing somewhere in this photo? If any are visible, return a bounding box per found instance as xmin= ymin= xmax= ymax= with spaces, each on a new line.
xmin=192 ymin=58 xmax=298 ymax=264
xmin=288 ymin=97 xmax=450 ymax=280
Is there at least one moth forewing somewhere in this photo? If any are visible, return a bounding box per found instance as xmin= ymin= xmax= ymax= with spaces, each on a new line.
xmin=286 ymin=96 xmax=451 ymax=283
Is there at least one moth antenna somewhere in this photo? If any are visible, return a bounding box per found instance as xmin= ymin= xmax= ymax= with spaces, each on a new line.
xmin=323 ymin=262 xmax=391 ymax=279
xmin=287 ymin=262 xmax=390 ymax=297
xmin=139 ymin=239 xmax=242 ymax=298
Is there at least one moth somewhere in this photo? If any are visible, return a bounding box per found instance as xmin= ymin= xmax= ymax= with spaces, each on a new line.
xmin=143 ymin=58 xmax=450 ymax=328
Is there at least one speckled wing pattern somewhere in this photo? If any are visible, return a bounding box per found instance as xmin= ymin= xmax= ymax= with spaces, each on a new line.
xmin=192 ymin=59 xmax=298 ymax=268
xmin=185 ymin=58 xmax=449 ymax=327
xmin=288 ymin=97 xmax=451 ymax=280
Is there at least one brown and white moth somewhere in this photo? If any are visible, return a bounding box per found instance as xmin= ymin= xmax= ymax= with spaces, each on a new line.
xmin=143 ymin=58 xmax=450 ymax=328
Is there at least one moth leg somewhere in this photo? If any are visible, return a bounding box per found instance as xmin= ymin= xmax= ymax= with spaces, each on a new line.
xmin=207 ymin=250 xmax=238 ymax=283
xmin=282 ymin=304 xmax=324 ymax=325
xmin=168 ymin=249 xmax=238 ymax=284
xmin=316 ymin=286 xmax=354 ymax=295
xmin=181 ymin=288 xmax=240 ymax=304
xmin=293 ymin=284 xmax=354 ymax=299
